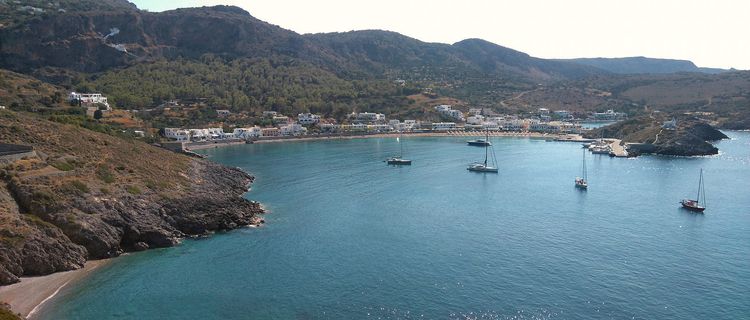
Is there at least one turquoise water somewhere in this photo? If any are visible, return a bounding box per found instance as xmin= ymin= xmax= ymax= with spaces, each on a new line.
xmin=42 ymin=133 xmax=750 ymax=319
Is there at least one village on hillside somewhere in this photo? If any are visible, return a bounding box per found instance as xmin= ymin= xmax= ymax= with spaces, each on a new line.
xmin=67 ymin=91 xmax=628 ymax=143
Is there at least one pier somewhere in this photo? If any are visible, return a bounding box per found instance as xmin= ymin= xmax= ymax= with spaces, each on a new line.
xmin=608 ymin=139 xmax=629 ymax=157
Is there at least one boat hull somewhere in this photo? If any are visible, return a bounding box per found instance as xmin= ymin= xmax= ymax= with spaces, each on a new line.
xmin=386 ymin=159 xmax=412 ymax=165
xmin=467 ymin=164 xmax=498 ymax=173
xmin=680 ymin=200 xmax=705 ymax=212
xmin=467 ymin=140 xmax=491 ymax=146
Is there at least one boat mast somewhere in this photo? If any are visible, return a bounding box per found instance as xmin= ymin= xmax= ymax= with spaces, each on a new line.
xmin=582 ymin=149 xmax=587 ymax=180
xmin=484 ymin=128 xmax=489 ymax=166
xmin=399 ymin=131 xmax=403 ymax=158
xmin=698 ymin=168 xmax=705 ymax=205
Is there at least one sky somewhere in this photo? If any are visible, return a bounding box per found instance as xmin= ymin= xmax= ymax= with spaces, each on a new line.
xmin=130 ymin=0 xmax=749 ymax=69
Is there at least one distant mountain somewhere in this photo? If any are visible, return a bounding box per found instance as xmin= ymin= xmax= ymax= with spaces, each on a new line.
xmin=0 ymin=4 xmax=603 ymax=82
xmin=563 ymin=57 xmax=728 ymax=74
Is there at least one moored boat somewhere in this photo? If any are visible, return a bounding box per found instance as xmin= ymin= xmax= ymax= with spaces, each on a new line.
xmin=386 ymin=131 xmax=411 ymax=165
xmin=681 ymin=169 xmax=707 ymax=212
xmin=575 ymin=149 xmax=588 ymax=189
xmin=467 ymin=129 xmax=498 ymax=173
xmin=467 ymin=139 xmax=491 ymax=146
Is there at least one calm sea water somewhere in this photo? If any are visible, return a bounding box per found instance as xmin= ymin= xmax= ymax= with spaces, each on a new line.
xmin=41 ymin=132 xmax=750 ymax=320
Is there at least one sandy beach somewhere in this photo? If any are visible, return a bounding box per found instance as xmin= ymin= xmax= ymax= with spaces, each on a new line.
xmin=0 ymin=260 xmax=109 ymax=319
xmin=180 ymin=131 xmax=586 ymax=149
xmin=248 ymin=131 xmax=583 ymax=144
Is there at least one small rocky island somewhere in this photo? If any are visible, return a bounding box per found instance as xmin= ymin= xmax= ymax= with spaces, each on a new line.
xmin=0 ymin=112 xmax=264 ymax=285
xmin=584 ymin=115 xmax=729 ymax=156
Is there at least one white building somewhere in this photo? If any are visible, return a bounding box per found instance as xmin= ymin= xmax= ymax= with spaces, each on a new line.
xmin=298 ymin=113 xmax=321 ymax=125
xmin=233 ymin=127 xmax=263 ymax=139
xmin=662 ymin=118 xmax=677 ymax=130
xmin=163 ymin=128 xmax=190 ymax=141
xmin=68 ymin=92 xmax=110 ymax=109
xmin=355 ymin=112 xmax=386 ymax=123
xmin=279 ymin=123 xmax=307 ymax=136
xmin=466 ymin=115 xmax=485 ymax=125
xmin=593 ymin=110 xmax=627 ymax=120
xmin=468 ymin=108 xmax=483 ymax=116
xmin=434 ymin=105 xmax=465 ymax=122
xmin=500 ymin=119 xmax=526 ymax=131
xmin=217 ymin=110 xmax=231 ymax=118
xmin=432 ymin=122 xmax=457 ymax=131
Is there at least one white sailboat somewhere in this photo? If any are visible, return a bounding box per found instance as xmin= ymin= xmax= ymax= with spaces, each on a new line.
xmin=467 ymin=129 xmax=498 ymax=173
xmin=575 ymin=148 xmax=588 ymax=189
xmin=681 ymin=169 xmax=706 ymax=212
xmin=386 ymin=131 xmax=412 ymax=165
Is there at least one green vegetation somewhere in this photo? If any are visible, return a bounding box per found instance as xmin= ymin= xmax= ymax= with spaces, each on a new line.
xmin=125 ymin=185 xmax=141 ymax=195
xmin=97 ymin=166 xmax=116 ymax=183
xmin=83 ymin=55 xmax=420 ymax=120
xmin=66 ymin=180 xmax=90 ymax=194
xmin=51 ymin=160 xmax=75 ymax=171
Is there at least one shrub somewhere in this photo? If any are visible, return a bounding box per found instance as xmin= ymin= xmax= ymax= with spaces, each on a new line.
xmin=51 ymin=160 xmax=74 ymax=171
xmin=125 ymin=185 xmax=141 ymax=195
xmin=66 ymin=180 xmax=89 ymax=193
xmin=96 ymin=166 xmax=115 ymax=183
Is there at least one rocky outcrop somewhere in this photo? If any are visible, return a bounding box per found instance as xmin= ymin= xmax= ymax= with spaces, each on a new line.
xmin=586 ymin=116 xmax=728 ymax=157
xmin=0 ymin=112 xmax=264 ymax=285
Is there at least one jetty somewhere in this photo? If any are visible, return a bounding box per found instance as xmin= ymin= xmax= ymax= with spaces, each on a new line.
xmin=608 ymin=139 xmax=629 ymax=157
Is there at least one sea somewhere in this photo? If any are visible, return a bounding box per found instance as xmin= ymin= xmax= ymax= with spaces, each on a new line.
xmin=39 ymin=131 xmax=750 ymax=319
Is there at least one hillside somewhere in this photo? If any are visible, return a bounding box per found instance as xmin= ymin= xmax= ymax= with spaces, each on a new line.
xmin=0 ymin=2 xmax=748 ymax=128
xmin=564 ymin=57 xmax=727 ymax=74
xmin=0 ymin=111 xmax=263 ymax=285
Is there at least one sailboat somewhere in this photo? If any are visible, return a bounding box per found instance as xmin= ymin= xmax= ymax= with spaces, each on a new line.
xmin=575 ymin=148 xmax=588 ymax=189
xmin=467 ymin=129 xmax=498 ymax=173
xmin=681 ymin=169 xmax=706 ymax=212
xmin=386 ymin=131 xmax=412 ymax=165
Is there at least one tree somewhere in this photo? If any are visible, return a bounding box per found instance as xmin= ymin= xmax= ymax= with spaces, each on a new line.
xmin=94 ymin=110 xmax=104 ymax=119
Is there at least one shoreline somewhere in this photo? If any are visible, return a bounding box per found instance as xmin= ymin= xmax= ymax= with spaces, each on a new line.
xmin=186 ymin=131 xmax=584 ymax=149
xmin=0 ymin=260 xmax=110 ymax=319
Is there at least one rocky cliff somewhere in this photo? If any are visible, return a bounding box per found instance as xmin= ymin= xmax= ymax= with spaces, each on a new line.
xmin=0 ymin=111 xmax=263 ymax=285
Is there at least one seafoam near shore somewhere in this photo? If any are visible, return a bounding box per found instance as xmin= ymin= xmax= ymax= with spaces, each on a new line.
xmin=0 ymin=260 xmax=109 ymax=319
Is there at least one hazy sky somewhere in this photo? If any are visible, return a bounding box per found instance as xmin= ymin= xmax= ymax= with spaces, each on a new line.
xmin=131 ymin=0 xmax=749 ymax=69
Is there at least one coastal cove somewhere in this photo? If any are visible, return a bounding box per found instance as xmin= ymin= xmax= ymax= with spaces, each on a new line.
xmin=38 ymin=132 xmax=750 ymax=319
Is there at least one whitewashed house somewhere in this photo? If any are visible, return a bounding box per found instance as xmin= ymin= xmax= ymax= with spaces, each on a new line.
xmin=68 ymin=92 xmax=110 ymax=109
xmin=164 ymin=128 xmax=191 ymax=141
xmin=279 ymin=123 xmax=307 ymax=136
xmin=435 ymin=105 xmax=465 ymax=122
xmin=466 ymin=115 xmax=485 ymax=125
xmin=298 ymin=113 xmax=321 ymax=125
xmin=233 ymin=127 xmax=262 ymax=139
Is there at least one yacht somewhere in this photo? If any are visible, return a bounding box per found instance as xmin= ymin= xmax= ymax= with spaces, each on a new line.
xmin=575 ymin=149 xmax=588 ymax=189
xmin=467 ymin=129 xmax=498 ymax=173
xmin=681 ymin=169 xmax=706 ymax=212
xmin=386 ymin=132 xmax=411 ymax=165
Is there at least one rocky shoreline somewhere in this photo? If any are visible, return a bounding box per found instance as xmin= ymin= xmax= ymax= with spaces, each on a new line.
xmin=0 ymin=159 xmax=264 ymax=286
xmin=0 ymin=112 xmax=265 ymax=287
xmin=585 ymin=117 xmax=728 ymax=157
